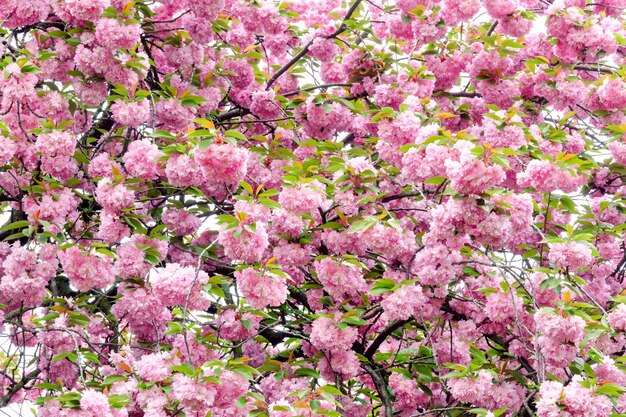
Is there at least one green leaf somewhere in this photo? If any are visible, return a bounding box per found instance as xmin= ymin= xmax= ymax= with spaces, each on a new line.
xmin=0 ymin=220 xmax=30 ymax=233
xmin=229 ymin=362 xmax=260 ymax=380
xmin=225 ymin=130 xmax=248 ymax=141
xmin=596 ymin=383 xmax=626 ymax=397
xmin=319 ymin=385 xmax=343 ymax=396
xmin=34 ymin=382 xmax=62 ymax=391
xmin=370 ymin=278 xmax=397 ymax=295
xmin=67 ymin=311 xmax=91 ymax=327
xmin=348 ymin=217 xmax=377 ymax=234
xmin=424 ymin=176 xmax=446 ymax=185
xmin=342 ymin=315 xmax=368 ymax=326
xmin=52 ymin=352 xmax=77 ymax=363
xmin=108 ymin=394 xmax=131 ymax=409
xmin=462 ymin=266 xmax=481 ymax=277
xmin=294 ymin=368 xmax=321 ymax=379
xmin=239 ymin=181 xmax=254 ymax=194
xmin=559 ymin=195 xmax=578 ymax=214
xmin=171 ymin=363 xmax=198 ymax=377
xmin=103 ymin=375 xmax=127 ymax=385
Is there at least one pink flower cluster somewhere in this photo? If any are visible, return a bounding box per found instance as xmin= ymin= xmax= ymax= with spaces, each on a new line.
xmin=310 ymin=315 xmax=357 ymax=351
xmin=313 ymin=257 xmax=368 ymax=302
xmin=122 ymin=139 xmax=164 ymax=180
xmin=537 ymin=378 xmax=612 ymax=417
xmin=111 ymin=100 xmax=150 ymax=128
xmin=608 ymin=304 xmax=626 ymax=332
xmin=162 ymin=208 xmax=201 ymax=236
xmin=95 ymin=179 xmax=135 ymax=214
xmin=194 ymin=142 xmax=250 ymax=186
xmin=444 ymin=141 xmax=506 ymax=195
xmin=517 ymin=160 xmax=584 ymax=193
xmin=218 ymin=222 xmax=269 ymax=263
xmin=381 ymin=284 xmax=431 ymax=321
xmin=235 ymin=267 xmax=288 ymax=309
xmin=34 ymin=131 xmax=78 ymax=181
xmin=58 ymin=246 xmax=115 ymax=291
xmin=150 ymin=263 xmax=209 ymax=310
xmin=448 ymin=370 xmax=525 ymax=412
xmin=389 ymin=372 xmax=431 ymax=415
xmin=310 ymin=313 xmax=361 ymax=380
xmin=95 ymin=18 xmax=142 ymax=50
xmin=548 ymin=242 xmax=593 ymax=271
xmin=0 ymin=244 xmax=57 ymax=309
xmin=534 ymin=310 xmax=586 ymax=370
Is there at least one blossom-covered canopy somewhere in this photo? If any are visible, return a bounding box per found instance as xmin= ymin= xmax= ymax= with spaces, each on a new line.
xmin=1 ymin=0 xmax=626 ymax=417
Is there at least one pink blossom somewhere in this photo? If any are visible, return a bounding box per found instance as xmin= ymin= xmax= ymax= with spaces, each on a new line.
xmin=537 ymin=377 xmax=612 ymax=417
xmin=483 ymin=0 xmax=518 ymax=19
xmin=608 ymin=304 xmax=626 ymax=332
xmin=609 ymin=140 xmax=626 ymax=166
xmin=448 ymin=370 xmax=525 ymax=412
xmin=165 ymin=153 xmax=204 ymax=187
xmin=114 ymin=241 xmax=149 ymax=279
xmin=445 ymin=142 xmax=506 ymax=195
xmin=215 ymin=309 xmax=262 ymax=341
xmin=150 ymin=263 xmax=209 ymax=310
xmin=548 ymin=242 xmax=593 ymax=271
xmin=389 ymin=372 xmax=430 ymax=414
xmin=111 ymin=100 xmax=150 ymax=128
xmin=96 ymin=211 xmax=130 ymax=243
xmin=279 ymin=181 xmax=331 ymax=216
xmin=235 ymin=267 xmax=288 ymax=309
xmin=517 ymin=159 xmax=583 ymax=193
xmin=134 ymin=352 xmax=176 ymax=382
xmin=59 ymin=0 xmax=110 ymax=21
xmin=95 ymin=179 xmax=135 ymax=213
xmin=309 ymin=315 xmax=357 ymax=351
xmin=122 ymin=139 xmax=164 ymax=180
xmin=313 ymin=257 xmax=368 ymax=301
xmin=155 ymin=98 xmax=195 ymax=133
xmin=58 ymin=246 xmax=115 ymax=291
xmin=80 ymin=389 xmax=113 ymax=417
xmin=195 ymin=142 xmax=250 ymax=186
xmin=0 ymin=136 xmax=17 ymax=165
xmin=440 ymin=0 xmax=481 ymax=25
xmin=34 ymin=131 xmax=76 ymax=158
xmin=218 ymin=222 xmax=269 ymax=263
xmin=162 ymin=208 xmax=201 ymax=236
xmin=402 ymin=144 xmax=451 ymax=183
xmin=0 ymin=245 xmax=52 ymax=308
xmin=111 ymin=285 xmax=171 ymax=342
xmin=308 ymin=37 xmax=339 ymax=62
xmin=171 ymin=374 xmax=216 ymax=412
xmin=95 ymin=18 xmax=142 ymax=50
xmin=318 ymin=349 xmax=360 ymax=381
xmin=250 ymin=90 xmax=281 ymax=119
xmin=414 ymin=244 xmax=462 ymax=286
xmin=535 ymin=310 xmax=585 ymax=344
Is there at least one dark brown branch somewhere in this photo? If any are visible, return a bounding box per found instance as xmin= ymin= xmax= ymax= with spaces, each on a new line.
xmin=434 ymin=91 xmax=481 ymax=98
xmin=381 ymin=192 xmax=421 ymax=203
xmin=486 ymin=20 xmax=499 ymax=36
xmin=0 ymin=369 xmax=41 ymax=407
xmin=361 ymin=362 xmax=394 ymax=417
xmin=265 ymin=0 xmax=364 ymax=89
xmin=214 ymin=107 xmax=250 ymax=122
xmin=283 ymin=83 xmax=354 ymax=97
xmin=364 ymin=319 xmax=411 ymax=359
xmin=573 ymin=65 xmax=615 ymax=74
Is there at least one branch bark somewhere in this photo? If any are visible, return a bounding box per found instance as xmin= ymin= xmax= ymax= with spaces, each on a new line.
xmin=265 ymin=0 xmax=364 ymax=90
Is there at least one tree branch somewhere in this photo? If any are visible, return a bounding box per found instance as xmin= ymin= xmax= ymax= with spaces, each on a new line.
xmin=265 ymin=0 xmax=364 ymax=89
xmin=0 ymin=369 xmax=41 ymax=407
xmin=364 ymin=319 xmax=411 ymax=359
